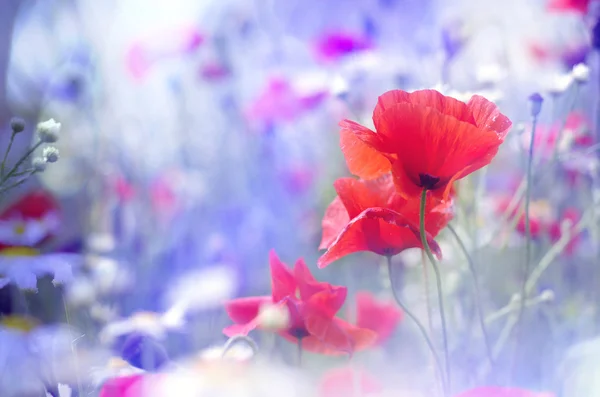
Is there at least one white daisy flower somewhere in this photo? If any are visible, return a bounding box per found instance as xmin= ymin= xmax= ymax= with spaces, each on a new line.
xmin=0 ymin=249 xmax=81 ymax=290
xmin=0 ymin=212 xmax=59 ymax=247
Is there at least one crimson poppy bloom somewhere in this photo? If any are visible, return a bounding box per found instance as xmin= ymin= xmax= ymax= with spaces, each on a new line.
xmin=224 ymin=250 xmax=376 ymax=355
xmin=339 ymin=89 xmax=512 ymax=199
xmin=547 ymin=0 xmax=591 ymax=14
xmin=353 ymin=291 xmax=403 ymax=346
xmin=317 ymin=174 xmax=452 ymax=268
xmin=454 ymin=387 xmax=554 ymax=397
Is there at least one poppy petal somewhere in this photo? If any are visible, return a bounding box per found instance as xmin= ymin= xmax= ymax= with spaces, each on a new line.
xmin=224 ymin=296 xmax=272 ymax=324
xmin=223 ymin=320 xmax=259 ymax=337
xmin=317 ymin=207 xmax=441 ymax=268
xmin=378 ymin=103 xmax=502 ymax=188
xmin=355 ymin=291 xmax=403 ymax=345
xmin=333 ymin=177 xmax=397 ymax=219
xmin=293 ymin=260 xmax=346 ymax=308
xmin=305 ymin=289 xmax=348 ymax=318
xmin=319 ymin=197 xmax=350 ymax=250
xmin=339 ymin=120 xmax=392 ymax=180
xmin=374 ymin=89 xmax=476 ymax=126
xmin=467 ymin=95 xmax=513 ymax=138
xmin=269 ymin=250 xmax=297 ymax=302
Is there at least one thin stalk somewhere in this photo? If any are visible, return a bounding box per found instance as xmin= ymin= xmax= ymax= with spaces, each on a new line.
xmin=386 ymin=255 xmax=447 ymax=395
xmin=1 ymin=131 xmax=17 ymax=178
xmin=0 ymin=140 xmax=43 ymax=187
xmin=419 ymin=189 xmax=450 ymax=393
xmin=297 ymin=337 xmax=303 ymax=367
xmin=447 ymin=224 xmax=494 ymax=368
xmin=222 ymin=335 xmax=259 ymax=358
xmin=511 ymin=113 xmax=538 ymax=376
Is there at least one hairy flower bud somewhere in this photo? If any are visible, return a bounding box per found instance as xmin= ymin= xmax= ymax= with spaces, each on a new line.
xmin=37 ymin=118 xmax=61 ymax=143
xmin=42 ymin=147 xmax=60 ymax=163
xmin=10 ymin=117 xmax=25 ymax=133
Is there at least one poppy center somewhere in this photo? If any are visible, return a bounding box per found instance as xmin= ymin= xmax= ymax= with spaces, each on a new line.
xmin=288 ymin=327 xmax=310 ymax=339
xmin=418 ymin=173 xmax=441 ymax=190
xmin=13 ymin=224 xmax=26 ymax=236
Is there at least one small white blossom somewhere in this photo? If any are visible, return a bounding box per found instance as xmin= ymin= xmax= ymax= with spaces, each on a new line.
xmin=32 ymin=158 xmax=47 ymax=172
xmin=571 ymin=63 xmax=590 ymax=84
xmin=42 ymin=146 xmax=60 ymax=163
xmin=545 ymin=74 xmax=574 ymax=95
xmin=36 ymin=119 xmax=60 ymax=143
xmin=330 ymin=74 xmax=350 ymax=97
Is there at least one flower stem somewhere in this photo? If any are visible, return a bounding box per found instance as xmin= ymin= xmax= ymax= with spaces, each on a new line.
xmin=222 ymin=335 xmax=259 ymax=358
xmin=297 ymin=337 xmax=303 ymax=367
xmin=447 ymin=224 xmax=494 ymax=368
xmin=419 ymin=188 xmax=450 ymax=393
xmin=0 ymin=131 xmax=17 ymax=178
xmin=386 ymin=255 xmax=447 ymax=396
xmin=0 ymin=140 xmax=43 ymax=188
xmin=511 ymin=112 xmax=538 ymax=378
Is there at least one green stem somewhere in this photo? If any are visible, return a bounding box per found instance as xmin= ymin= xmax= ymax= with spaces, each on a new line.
xmin=297 ymin=337 xmax=303 ymax=367
xmin=447 ymin=224 xmax=494 ymax=368
xmin=511 ymin=113 xmax=538 ymax=377
xmin=419 ymin=188 xmax=450 ymax=394
xmin=0 ymin=131 xmax=17 ymax=178
xmin=0 ymin=140 xmax=43 ymax=187
xmin=386 ymin=255 xmax=447 ymax=395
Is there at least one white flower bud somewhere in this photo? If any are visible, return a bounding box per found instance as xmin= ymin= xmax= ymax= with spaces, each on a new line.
xmin=257 ymin=303 xmax=290 ymax=331
xmin=571 ymin=63 xmax=590 ymax=84
xmin=37 ymin=119 xmax=61 ymax=143
xmin=539 ymin=289 xmax=555 ymax=302
xmin=42 ymin=146 xmax=60 ymax=163
xmin=32 ymin=158 xmax=47 ymax=172
xmin=545 ymin=74 xmax=573 ymax=95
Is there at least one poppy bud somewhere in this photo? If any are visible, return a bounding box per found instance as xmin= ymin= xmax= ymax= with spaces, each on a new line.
xmin=10 ymin=117 xmax=25 ymax=133
xmin=528 ymin=93 xmax=544 ymax=117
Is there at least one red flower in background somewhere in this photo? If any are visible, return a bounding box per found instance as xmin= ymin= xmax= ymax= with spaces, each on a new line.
xmin=547 ymin=0 xmax=591 ymax=14
xmin=339 ymin=89 xmax=512 ymax=199
xmin=353 ymin=291 xmax=403 ymax=346
xmin=317 ymin=174 xmax=452 ymax=268
xmin=319 ymin=367 xmax=383 ymax=397
xmin=0 ymin=190 xmax=60 ymax=250
xmin=224 ymin=250 xmax=376 ymax=355
xmin=455 ymin=387 xmax=554 ymax=397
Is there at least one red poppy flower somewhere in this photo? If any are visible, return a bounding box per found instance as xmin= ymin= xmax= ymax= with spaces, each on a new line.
xmin=223 ymin=250 xmax=376 ymax=355
xmin=353 ymin=291 xmax=403 ymax=345
xmin=340 ymin=89 xmax=512 ymax=199
xmin=317 ymin=174 xmax=452 ymax=268
xmin=319 ymin=366 xmax=383 ymax=397
xmin=547 ymin=0 xmax=590 ymax=14
xmin=454 ymin=387 xmax=554 ymax=397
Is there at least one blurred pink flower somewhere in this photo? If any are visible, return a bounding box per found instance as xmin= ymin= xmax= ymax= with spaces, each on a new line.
xmin=313 ymin=31 xmax=373 ymax=63
xmin=245 ymin=77 xmax=327 ymax=129
xmin=547 ymin=0 xmax=591 ymax=14
xmin=126 ymin=25 xmax=204 ymax=81
xmin=318 ymin=366 xmax=383 ymax=397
